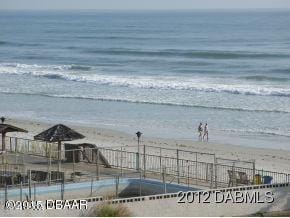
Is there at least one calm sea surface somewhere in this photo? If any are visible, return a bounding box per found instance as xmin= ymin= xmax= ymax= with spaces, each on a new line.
xmin=0 ymin=10 xmax=289 ymax=149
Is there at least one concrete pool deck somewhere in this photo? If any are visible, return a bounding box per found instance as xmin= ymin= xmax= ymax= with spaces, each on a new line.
xmin=1 ymin=182 xmax=289 ymax=217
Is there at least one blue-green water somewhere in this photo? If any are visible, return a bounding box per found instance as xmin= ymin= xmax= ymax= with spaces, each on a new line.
xmin=0 ymin=10 xmax=289 ymax=149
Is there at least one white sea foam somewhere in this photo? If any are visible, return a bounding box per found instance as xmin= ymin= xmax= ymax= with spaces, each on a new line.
xmin=1 ymin=63 xmax=290 ymax=97
xmin=220 ymin=128 xmax=290 ymax=138
xmin=1 ymin=89 xmax=289 ymax=114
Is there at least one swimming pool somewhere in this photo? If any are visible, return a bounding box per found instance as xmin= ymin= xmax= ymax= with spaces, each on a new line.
xmin=0 ymin=178 xmax=200 ymax=202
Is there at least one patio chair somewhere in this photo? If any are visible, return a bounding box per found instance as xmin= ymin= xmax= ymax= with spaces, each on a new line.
xmin=237 ymin=172 xmax=251 ymax=185
xmin=227 ymin=170 xmax=237 ymax=187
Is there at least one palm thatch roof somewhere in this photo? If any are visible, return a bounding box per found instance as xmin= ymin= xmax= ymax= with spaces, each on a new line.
xmin=34 ymin=124 xmax=85 ymax=142
xmin=0 ymin=117 xmax=28 ymax=151
xmin=0 ymin=124 xmax=28 ymax=134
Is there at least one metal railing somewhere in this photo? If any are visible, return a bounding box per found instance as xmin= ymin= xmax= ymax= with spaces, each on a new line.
xmin=2 ymin=137 xmax=290 ymax=190
xmin=4 ymin=136 xmax=58 ymax=158
xmin=256 ymin=169 xmax=290 ymax=184
xmin=0 ymin=171 xmax=143 ymax=203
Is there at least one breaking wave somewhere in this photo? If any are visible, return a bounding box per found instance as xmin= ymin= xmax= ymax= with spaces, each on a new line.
xmin=84 ymin=48 xmax=290 ymax=59
xmin=220 ymin=128 xmax=290 ymax=138
xmin=69 ymin=65 xmax=92 ymax=71
xmin=1 ymin=63 xmax=290 ymax=97
xmin=1 ymin=90 xmax=290 ymax=114
xmin=240 ymin=75 xmax=289 ymax=82
xmin=0 ymin=40 xmax=41 ymax=47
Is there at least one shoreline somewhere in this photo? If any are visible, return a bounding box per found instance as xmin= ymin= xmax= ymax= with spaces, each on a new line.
xmin=4 ymin=117 xmax=290 ymax=174
xmin=1 ymin=91 xmax=289 ymax=151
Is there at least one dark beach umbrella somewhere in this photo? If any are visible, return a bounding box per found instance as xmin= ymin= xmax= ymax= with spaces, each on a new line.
xmin=34 ymin=124 xmax=85 ymax=159
xmin=0 ymin=117 xmax=28 ymax=152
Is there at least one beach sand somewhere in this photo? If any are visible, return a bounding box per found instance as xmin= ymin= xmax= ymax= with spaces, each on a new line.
xmin=5 ymin=118 xmax=290 ymax=174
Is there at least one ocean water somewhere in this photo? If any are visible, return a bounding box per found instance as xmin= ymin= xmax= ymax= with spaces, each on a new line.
xmin=0 ymin=10 xmax=289 ymax=149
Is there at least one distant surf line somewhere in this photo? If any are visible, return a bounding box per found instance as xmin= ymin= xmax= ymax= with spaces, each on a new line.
xmin=1 ymin=91 xmax=289 ymax=115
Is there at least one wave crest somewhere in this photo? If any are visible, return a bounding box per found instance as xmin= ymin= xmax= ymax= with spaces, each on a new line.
xmin=240 ymin=75 xmax=289 ymax=82
xmin=69 ymin=65 xmax=91 ymax=71
xmin=220 ymin=128 xmax=290 ymax=138
xmin=1 ymin=62 xmax=290 ymax=97
xmin=84 ymin=48 xmax=290 ymax=59
xmin=1 ymin=90 xmax=289 ymax=114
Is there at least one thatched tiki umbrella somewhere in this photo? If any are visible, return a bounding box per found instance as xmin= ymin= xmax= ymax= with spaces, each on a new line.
xmin=0 ymin=117 xmax=28 ymax=152
xmin=34 ymin=124 xmax=85 ymax=170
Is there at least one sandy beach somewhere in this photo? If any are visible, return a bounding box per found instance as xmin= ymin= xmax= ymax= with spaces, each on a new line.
xmin=5 ymin=118 xmax=290 ymax=174
xmin=1 ymin=8 xmax=290 ymax=217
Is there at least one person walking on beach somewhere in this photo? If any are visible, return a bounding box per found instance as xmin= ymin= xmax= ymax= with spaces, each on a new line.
xmin=203 ymin=123 xmax=209 ymax=141
xmin=198 ymin=122 xmax=203 ymax=141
